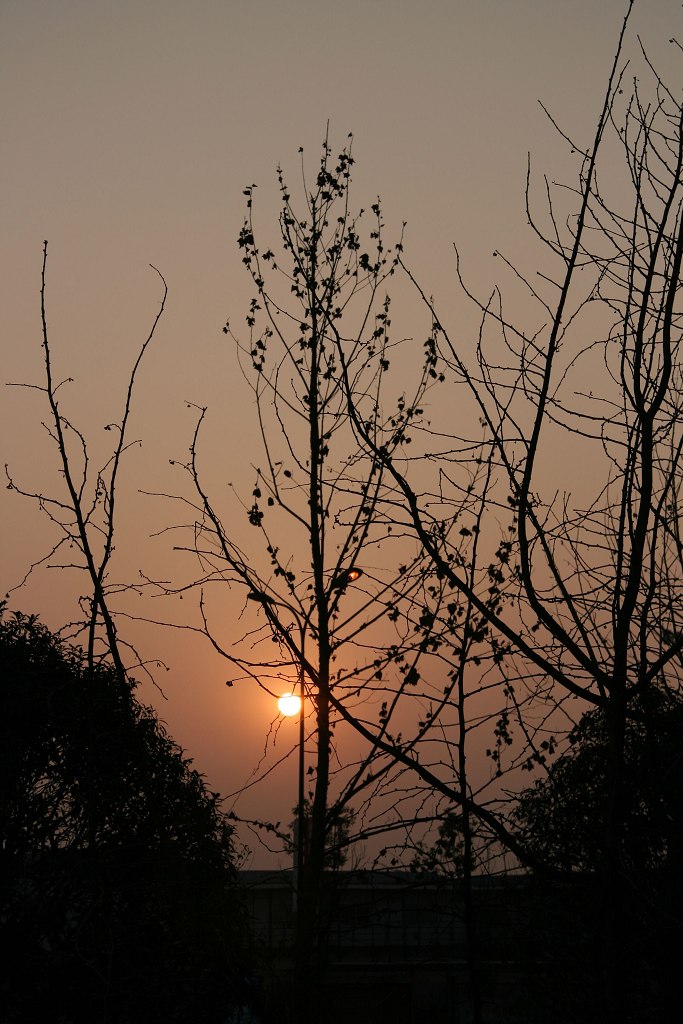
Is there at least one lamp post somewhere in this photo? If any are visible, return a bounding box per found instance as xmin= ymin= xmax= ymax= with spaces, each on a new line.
xmin=277 ymin=679 xmax=306 ymax=907
xmin=250 ymin=588 xmax=309 ymax=911
xmin=296 ymin=666 xmax=305 ymax=908
xmin=254 ymin=568 xmax=363 ymax=956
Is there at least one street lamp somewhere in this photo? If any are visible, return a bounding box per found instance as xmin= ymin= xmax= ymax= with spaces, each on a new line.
xmin=277 ymin=671 xmax=306 ymax=910
xmin=254 ymin=569 xmax=363 ymax=919
xmin=331 ymin=567 xmax=363 ymax=590
xmin=249 ymin=587 xmax=309 ymax=901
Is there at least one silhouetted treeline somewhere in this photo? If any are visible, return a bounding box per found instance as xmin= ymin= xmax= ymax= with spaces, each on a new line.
xmin=0 ymin=609 xmax=254 ymax=1024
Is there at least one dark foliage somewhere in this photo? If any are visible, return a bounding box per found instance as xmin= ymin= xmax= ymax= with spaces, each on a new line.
xmin=513 ymin=691 xmax=683 ymax=876
xmin=0 ymin=610 xmax=253 ymax=1024
xmin=512 ymin=692 xmax=683 ymax=1021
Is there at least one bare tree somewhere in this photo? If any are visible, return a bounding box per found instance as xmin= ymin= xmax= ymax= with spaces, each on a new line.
xmin=155 ymin=136 xmax=459 ymax=980
xmin=330 ymin=1 xmax=682 ymax=1017
xmin=5 ymin=241 xmax=167 ymax=684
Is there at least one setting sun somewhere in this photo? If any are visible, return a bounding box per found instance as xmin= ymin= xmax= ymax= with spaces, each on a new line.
xmin=277 ymin=692 xmax=302 ymax=717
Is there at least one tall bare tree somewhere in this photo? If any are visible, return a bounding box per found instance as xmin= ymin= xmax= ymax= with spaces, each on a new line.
xmin=162 ymin=137 xmax=454 ymax=980
xmin=330 ymin=1 xmax=682 ymax=1017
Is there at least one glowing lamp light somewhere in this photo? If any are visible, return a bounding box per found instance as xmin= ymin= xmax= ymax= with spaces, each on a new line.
xmin=277 ymin=692 xmax=302 ymax=717
xmin=331 ymin=567 xmax=363 ymax=590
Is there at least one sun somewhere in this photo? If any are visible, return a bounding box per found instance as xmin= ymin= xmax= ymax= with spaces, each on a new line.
xmin=277 ymin=692 xmax=302 ymax=717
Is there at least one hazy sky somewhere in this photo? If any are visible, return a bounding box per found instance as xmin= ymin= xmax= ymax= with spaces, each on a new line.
xmin=2 ymin=0 xmax=679 ymax=864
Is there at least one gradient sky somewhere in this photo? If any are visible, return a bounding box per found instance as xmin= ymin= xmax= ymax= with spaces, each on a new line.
xmin=2 ymin=0 xmax=679 ymax=865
